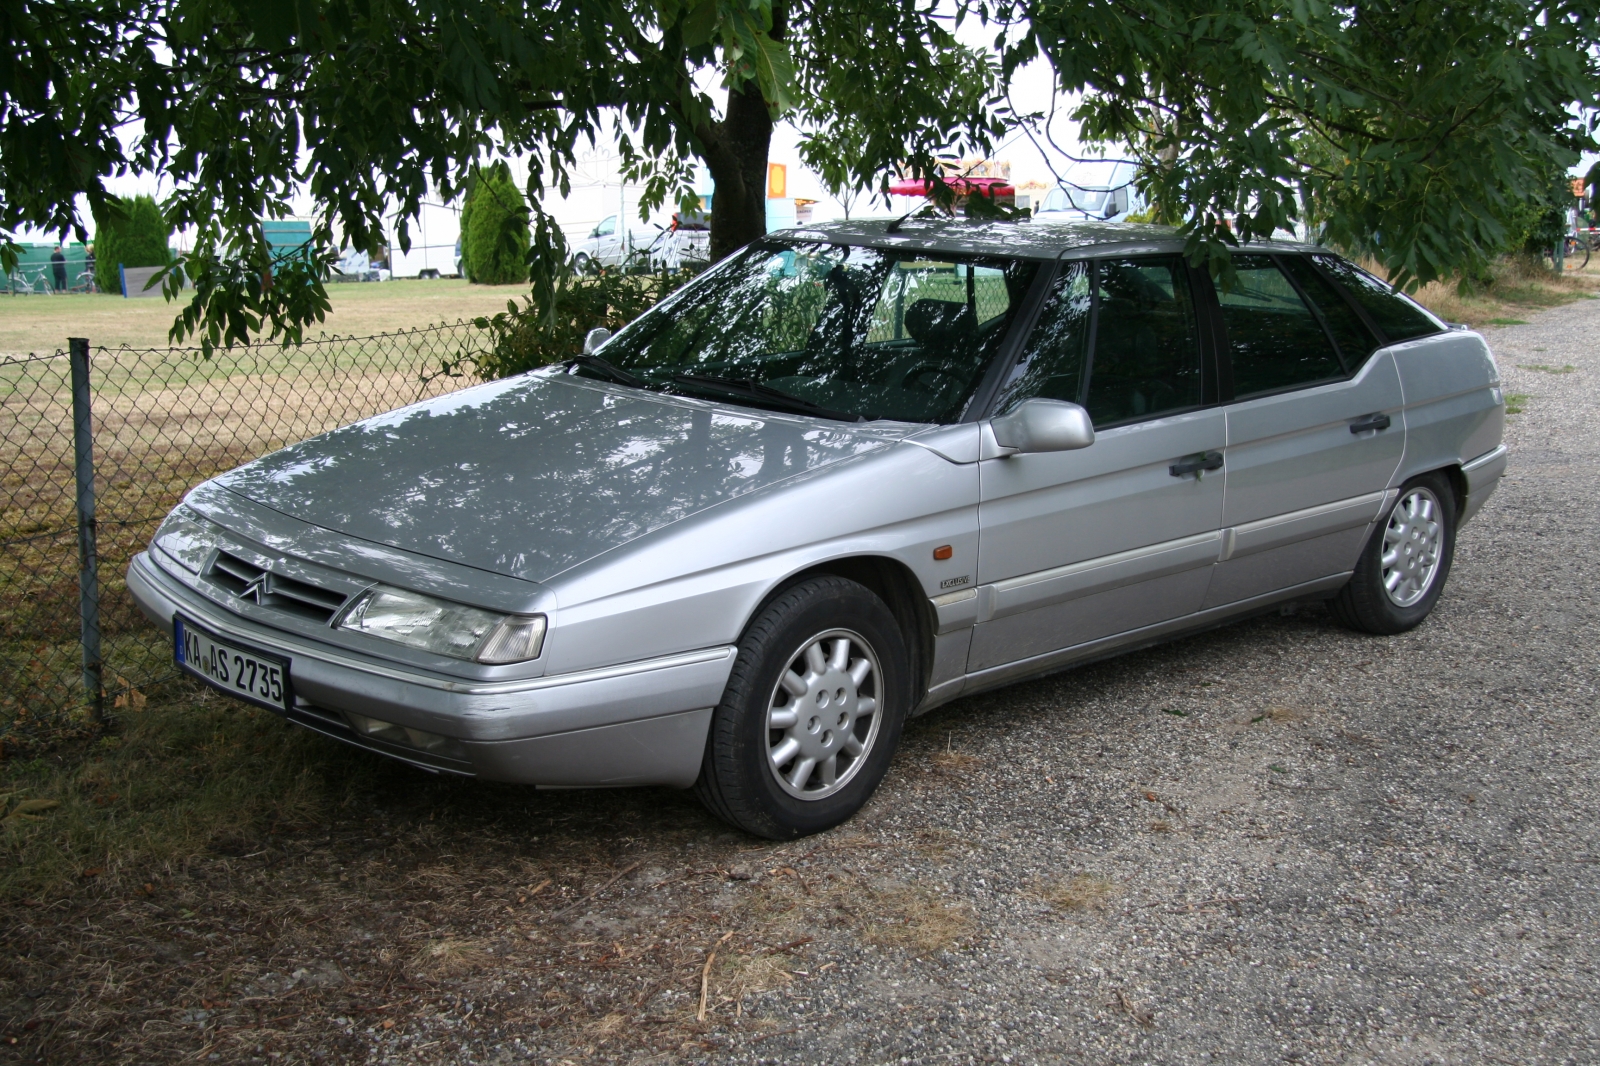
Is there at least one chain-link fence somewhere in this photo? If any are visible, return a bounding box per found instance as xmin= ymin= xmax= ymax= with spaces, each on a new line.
xmin=0 ymin=323 xmax=487 ymax=755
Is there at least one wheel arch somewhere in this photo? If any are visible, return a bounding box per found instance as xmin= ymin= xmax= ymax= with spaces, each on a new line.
xmin=1398 ymin=462 xmax=1467 ymax=519
xmin=741 ymin=555 xmax=935 ymax=708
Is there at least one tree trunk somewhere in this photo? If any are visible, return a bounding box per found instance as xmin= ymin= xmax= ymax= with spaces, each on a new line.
xmin=697 ymin=3 xmax=785 ymax=263
xmin=703 ymin=81 xmax=775 ymax=262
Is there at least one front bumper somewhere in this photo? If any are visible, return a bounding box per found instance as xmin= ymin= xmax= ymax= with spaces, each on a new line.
xmin=128 ymin=552 xmax=731 ymax=787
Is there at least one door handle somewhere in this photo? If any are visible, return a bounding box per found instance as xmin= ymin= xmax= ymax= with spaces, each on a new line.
xmin=1169 ymin=451 xmax=1224 ymax=478
xmin=1349 ymin=412 xmax=1392 ymax=434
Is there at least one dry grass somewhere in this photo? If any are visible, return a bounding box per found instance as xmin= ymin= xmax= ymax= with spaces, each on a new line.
xmin=0 ymin=278 xmax=526 ymax=355
xmin=1040 ymin=873 xmax=1120 ymax=913
xmin=1373 ymin=255 xmax=1600 ymax=329
xmin=0 ymin=705 xmax=991 ymax=1061
xmin=412 ymin=938 xmax=492 ymax=976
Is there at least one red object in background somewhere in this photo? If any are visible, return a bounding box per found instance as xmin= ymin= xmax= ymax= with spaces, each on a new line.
xmin=888 ymin=177 xmax=1016 ymax=198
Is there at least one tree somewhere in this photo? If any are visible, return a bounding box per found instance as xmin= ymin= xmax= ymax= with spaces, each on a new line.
xmin=1 ymin=0 xmax=1000 ymax=351
xmin=461 ymin=163 xmax=530 ymax=285
xmin=1003 ymin=0 xmax=1598 ymax=289
xmin=91 ymin=194 xmax=173 ymax=295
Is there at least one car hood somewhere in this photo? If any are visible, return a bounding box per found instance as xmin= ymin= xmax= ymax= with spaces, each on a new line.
xmin=211 ymin=371 xmax=905 ymax=582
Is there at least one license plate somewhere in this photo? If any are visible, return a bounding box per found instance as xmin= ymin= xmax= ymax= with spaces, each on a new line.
xmin=174 ymin=615 xmax=292 ymax=713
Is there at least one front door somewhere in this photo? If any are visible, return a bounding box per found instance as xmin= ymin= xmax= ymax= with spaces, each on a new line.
xmin=1204 ymin=253 xmax=1406 ymax=608
xmin=969 ymin=256 xmax=1226 ymax=675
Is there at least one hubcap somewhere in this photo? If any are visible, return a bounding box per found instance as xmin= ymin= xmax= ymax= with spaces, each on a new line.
xmin=766 ymin=629 xmax=882 ymax=801
xmin=1381 ymin=487 xmax=1444 ymax=607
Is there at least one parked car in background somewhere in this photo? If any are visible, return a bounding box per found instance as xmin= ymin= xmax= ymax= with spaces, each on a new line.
xmin=571 ymin=214 xmax=711 ymax=273
xmin=1037 ymin=160 xmax=1147 ymax=223
xmin=129 ymin=219 xmax=1506 ymax=839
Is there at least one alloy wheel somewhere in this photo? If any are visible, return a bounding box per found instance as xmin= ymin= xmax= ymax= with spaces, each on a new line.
xmin=765 ymin=629 xmax=882 ymax=801
xmin=1382 ymin=487 xmax=1444 ymax=607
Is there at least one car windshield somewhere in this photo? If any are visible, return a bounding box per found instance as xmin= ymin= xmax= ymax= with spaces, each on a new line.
xmin=590 ymin=241 xmax=1041 ymax=423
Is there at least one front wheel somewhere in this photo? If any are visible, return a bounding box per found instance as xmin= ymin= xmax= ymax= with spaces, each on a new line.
xmin=1330 ymin=473 xmax=1456 ymax=635
xmin=694 ymin=576 xmax=911 ymax=839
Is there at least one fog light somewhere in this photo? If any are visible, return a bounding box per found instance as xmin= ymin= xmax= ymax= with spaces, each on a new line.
xmin=345 ymin=712 xmax=467 ymax=760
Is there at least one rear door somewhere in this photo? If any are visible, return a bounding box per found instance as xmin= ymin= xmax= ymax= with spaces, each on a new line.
xmin=970 ymin=256 xmax=1226 ymax=676
xmin=1204 ymin=254 xmax=1404 ymax=608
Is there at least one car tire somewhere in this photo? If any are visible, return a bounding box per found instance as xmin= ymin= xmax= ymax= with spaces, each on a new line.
xmin=573 ymin=253 xmax=592 ymax=274
xmin=694 ymin=576 xmax=911 ymax=839
xmin=1330 ymin=472 xmax=1456 ymax=635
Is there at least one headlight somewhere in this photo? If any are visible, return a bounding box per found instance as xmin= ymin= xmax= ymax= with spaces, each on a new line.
xmin=337 ymin=586 xmax=546 ymax=663
xmin=152 ymin=506 xmax=215 ymax=573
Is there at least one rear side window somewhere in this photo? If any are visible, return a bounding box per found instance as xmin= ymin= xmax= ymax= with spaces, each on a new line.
xmin=1313 ymin=255 xmax=1444 ymax=342
xmin=1216 ymin=255 xmax=1344 ymax=398
xmin=998 ymin=257 xmax=1203 ymax=427
xmin=1279 ymin=255 xmax=1380 ymax=367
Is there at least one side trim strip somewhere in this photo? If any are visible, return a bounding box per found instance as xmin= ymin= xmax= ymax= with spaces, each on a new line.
xmin=981 ymin=530 xmax=1223 ymax=624
xmin=1223 ymin=490 xmax=1386 ymax=562
xmin=961 ymin=572 xmax=1351 ymax=697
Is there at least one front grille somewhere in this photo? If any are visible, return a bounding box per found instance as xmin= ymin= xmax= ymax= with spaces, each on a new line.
xmin=209 ymin=550 xmax=349 ymax=624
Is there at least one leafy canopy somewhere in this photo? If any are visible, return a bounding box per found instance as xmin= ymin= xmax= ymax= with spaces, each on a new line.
xmin=1 ymin=0 xmax=1001 ymax=351
xmin=997 ymin=0 xmax=1599 ymax=288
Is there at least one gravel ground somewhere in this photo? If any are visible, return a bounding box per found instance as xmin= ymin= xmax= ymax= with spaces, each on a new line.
xmin=5 ymin=298 xmax=1598 ymax=1065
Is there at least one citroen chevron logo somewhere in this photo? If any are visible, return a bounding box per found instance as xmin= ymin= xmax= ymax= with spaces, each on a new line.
xmin=238 ymin=573 xmax=269 ymax=604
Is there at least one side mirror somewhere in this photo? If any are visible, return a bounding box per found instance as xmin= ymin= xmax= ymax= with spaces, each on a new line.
xmin=583 ymin=327 xmax=612 ymax=354
xmin=990 ymin=398 xmax=1095 ymax=454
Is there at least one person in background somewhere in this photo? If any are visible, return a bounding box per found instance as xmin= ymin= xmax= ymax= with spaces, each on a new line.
xmin=50 ymin=244 xmax=67 ymax=292
xmin=84 ymin=244 xmax=96 ymax=292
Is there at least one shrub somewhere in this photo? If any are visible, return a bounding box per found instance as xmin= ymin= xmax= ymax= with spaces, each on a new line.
xmin=444 ymin=264 xmax=699 ymax=381
xmin=92 ymin=195 xmax=173 ymax=295
xmin=461 ymin=163 xmax=530 ymax=285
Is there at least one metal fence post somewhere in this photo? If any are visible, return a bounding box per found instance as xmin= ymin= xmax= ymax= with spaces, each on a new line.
xmin=69 ymin=337 xmax=104 ymax=723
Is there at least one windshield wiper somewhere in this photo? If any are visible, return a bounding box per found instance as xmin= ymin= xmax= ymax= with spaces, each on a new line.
xmin=565 ymin=354 xmax=648 ymax=389
xmin=668 ymin=373 xmax=862 ymax=422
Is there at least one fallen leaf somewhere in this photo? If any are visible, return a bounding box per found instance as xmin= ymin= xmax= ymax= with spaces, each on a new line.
xmin=81 ymin=867 xmax=104 ymax=878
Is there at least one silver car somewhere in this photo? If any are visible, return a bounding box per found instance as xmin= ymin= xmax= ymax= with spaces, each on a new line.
xmin=129 ymin=220 xmax=1507 ymax=838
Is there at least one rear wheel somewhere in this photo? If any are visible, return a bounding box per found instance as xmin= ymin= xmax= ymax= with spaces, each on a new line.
xmin=694 ymin=576 xmax=910 ymax=839
xmin=1330 ymin=473 xmax=1455 ymax=635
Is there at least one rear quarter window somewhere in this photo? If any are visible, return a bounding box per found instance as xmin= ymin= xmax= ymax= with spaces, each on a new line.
xmin=1313 ymin=255 xmax=1445 ymax=343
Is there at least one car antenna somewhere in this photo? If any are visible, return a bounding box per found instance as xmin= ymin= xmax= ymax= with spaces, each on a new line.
xmin=885 ymin=204 xmax=936 ymax=234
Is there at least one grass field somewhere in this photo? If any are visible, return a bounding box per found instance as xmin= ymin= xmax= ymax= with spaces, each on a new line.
xmin=0 ymin=278 xmax=528 ymax=356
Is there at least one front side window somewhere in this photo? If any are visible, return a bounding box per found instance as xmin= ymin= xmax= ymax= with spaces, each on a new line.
xmin=1313 ymin=255 xmax=1444 ymax=343
xmin=992 ymin=262 xmax=1091 ymax=414
xmin=997 ymin=256 xmax=1203 ymax=427
xmin=592 ymin=242 xmax=1040 ymax=423
xmin=594 ymin=216 xmax=617 ymax=237
xmin=1217 ymin=255 xmax=1345 ymax=398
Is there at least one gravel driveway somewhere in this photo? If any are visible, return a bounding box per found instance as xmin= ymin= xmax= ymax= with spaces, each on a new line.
xmin=7 ymin=299 xmax=1597 ymax=1065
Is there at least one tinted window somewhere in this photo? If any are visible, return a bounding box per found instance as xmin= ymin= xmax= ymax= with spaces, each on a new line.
xmin=1279 ymin=255 xmax=1380 ymax=367
xmin=1087 ymin=258 xmax=1203 ymax=426
xmin=597 ymin=242 xmax=1039 ymax=423
xmin=1313 ymin=255 xmax=1444 ymax=342
xmin=993 ymin=261 xmax=1091 ymax=414
xmin=1217 ymin=255 xmax=1344 ymax=398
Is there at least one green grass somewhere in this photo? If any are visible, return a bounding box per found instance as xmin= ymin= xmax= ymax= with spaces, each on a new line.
xmin=1488 ymin=317 xmax=1529 ymax=325
xmin=1518 ymin=363 xmax=1576 ymax=374
xmin=0 ymin=684 xmax=379 ymax=900
xmin=1504 ymin=392 xmax=1530 ymax=415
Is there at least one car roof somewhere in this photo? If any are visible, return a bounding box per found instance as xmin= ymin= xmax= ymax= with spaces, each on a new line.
xmin=766 ymin=217 xmax=1326 ymax=261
